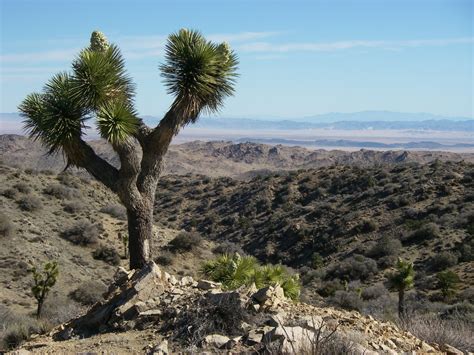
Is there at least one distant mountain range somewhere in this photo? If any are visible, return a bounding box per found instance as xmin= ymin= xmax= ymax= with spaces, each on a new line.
xmin=2 ymin=111 xmax=473 ymax=133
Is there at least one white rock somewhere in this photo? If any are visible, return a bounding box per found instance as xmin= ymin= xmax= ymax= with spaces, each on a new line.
xmin=203 ymin=334 xmax=231 ymax=349
xmin=197 ymin=280 xmax=221 ymax=290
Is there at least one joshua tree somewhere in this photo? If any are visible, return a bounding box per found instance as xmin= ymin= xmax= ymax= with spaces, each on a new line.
xmin=387 ymin=258 xmax=414 ymax=318
xmin=436 ymin=270 xmax=460 ymax=300
xmin=19 ymin=30 xmax=238 ymax=269
xmin=30 ymin=261 xmax=59 ymax=318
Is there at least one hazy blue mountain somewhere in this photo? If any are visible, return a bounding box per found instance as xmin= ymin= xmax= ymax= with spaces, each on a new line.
xmin=2 ymin=111 xmax=473 ymax=133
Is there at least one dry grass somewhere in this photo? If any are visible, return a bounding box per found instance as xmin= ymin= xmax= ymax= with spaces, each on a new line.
xmin=398 ymin=312 xmax=473 ymax=352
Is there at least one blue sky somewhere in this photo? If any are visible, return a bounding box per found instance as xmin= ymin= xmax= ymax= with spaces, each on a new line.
xmin=1 ymin=0 xmax=473 ymax=119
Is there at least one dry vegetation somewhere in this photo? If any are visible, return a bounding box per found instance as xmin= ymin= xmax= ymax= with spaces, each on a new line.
xmin=0 ymin=153 xmax=473 ymax=351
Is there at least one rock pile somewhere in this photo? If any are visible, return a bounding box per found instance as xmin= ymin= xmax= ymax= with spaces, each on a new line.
xmin=17 ymin=262 xmax=455 ymax=354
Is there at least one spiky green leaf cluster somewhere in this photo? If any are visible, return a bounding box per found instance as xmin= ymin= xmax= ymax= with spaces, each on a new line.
xmin=388 ymin=258 xmax=415 ymax=292
xmin=202 ymin=253 xmax=300 ymax=300
xmin=19 ymin=31 xmax=139 ymax=151
xmin=72 ymin=44 xmax=135 ymax=110
xmin=97 ymin=100 xmax=139 ymax=145
xmin=161 ymin=29 xmax=238 ymax=120
xmin=20 ymin=73 xmax=87 ymax=154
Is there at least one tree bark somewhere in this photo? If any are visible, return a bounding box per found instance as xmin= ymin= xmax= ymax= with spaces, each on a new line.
xmin=398 ymin=288 xmax=405 ymax=318
xmin=127 ymin=202 xmax=153 ymax=269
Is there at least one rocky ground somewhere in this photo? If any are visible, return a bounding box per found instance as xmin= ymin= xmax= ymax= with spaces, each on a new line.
xmin=10 ymin=262 xmax=459 ymax=354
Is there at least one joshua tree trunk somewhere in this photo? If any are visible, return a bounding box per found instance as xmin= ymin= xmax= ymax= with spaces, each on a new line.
xmin=398 ymin=288 xmax=405 ymax=318
xmin=126 ymin=204 xmax=153 ymax=269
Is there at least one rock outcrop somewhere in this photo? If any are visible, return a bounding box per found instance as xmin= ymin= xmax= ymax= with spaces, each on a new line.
xmin=15 ymin=262 xmax=449 ymax=354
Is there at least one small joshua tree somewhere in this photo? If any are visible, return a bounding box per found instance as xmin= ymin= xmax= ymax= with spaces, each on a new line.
xmin=387 ymin=258 xmax=414 ymax=318
xmin=19 ymin=30 xmax=238 ymax=269
xmin=30 ymin=261 xmax=59 ymax=318
xmin=436 ymin=270 xmax=460 ymax=301
xmin=120 ymin=232 xmax=129 ymax=259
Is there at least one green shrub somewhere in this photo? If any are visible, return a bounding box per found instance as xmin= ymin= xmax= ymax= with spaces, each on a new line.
xmin=17 ymin=195 xmax=43 ymax=211
xmin=69 ymin=281 xmax=106 ymax=305
xmin=311 ymin=252 xmax=324 ymax=269
xmin=202 ymin=253 xmax=300 ymax=300
xmin=326 ymin=254 xmax=378 ymax=281
xmin=169 ymin=231 xmax=202 ymax=252
xmin=92 ymin=245 xmax=121 ymax=265
xmin=0 ymin=213 xmax=14 ymax=237
xmin=61 ymin=220 xmax=100 ymax=245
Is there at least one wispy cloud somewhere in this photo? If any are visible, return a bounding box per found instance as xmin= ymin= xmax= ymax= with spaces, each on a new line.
xmin=0 ymin=48 xmax=79 ymax=64
xmin=1 ymin=33 xmax=471 ymax=67
xmin=238 ymin=37 xmax=474 ymax=53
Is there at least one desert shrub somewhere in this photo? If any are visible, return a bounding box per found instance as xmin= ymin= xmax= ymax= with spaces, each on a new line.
xmin=43 ymin=184 xmax=77 ymax=199
xmin=399 ymin=314 xmax=473 ymax=352
xmin=92 ymin=245 xmax=121 ymax=265
xmin=100 ymin=203 xmax=127 ymax=220
xmin=169 ymin=231 xmax=202 ymax=252
xmin=1 ymin=318 xmax=48 ymax=350
xmin=326 ymin=254 xmax=378 ymax=281
xmin=69 ymin=281 xmax=107 ymax=305
xmin=311 ymin=252 xmax=324 ymax=269
xmin=430 ymin=251 xmax=458 ymax=271
xmin=2 ymin=188 xmax=18 ymax=199
xmin=318 ymin=280 xmax=344 ymax=298
xmin=202 ymin=254 xmax=300 ymax=300
xmin=56 ymin=173 xmax=79 ymax=188
xmin=352 ymin=219 xmax=377 ymax=234
xmin=361 ymin=284 xmax=387 ymax=300
xmin=17 ymin=195 xmax=43 ymax=211
xmin=329 ymin=290 xmax=363 ymax=311
xmin=405 ymin=222 xmax=440 ymax=243
xmin=367 ymin=236 xmax=402 ymax=259
xmin=169 ymin=290 xmax=251 ymax=347
xmin=0 ymin=213 xmax=14 ymax=237
xmin=63 ymin=200 xmax=86 ymax=214
xmin=13 ymin=182 xmax=31 ymax=194
xmin=61 ymin=220 xmax=100 ymax=245
xmin=155 ymin=251 xmax=174 ymax=266
xmin=41 ymin=294 xmax=84 ymax=325
xmin=212 ymin=241 xmax=245 ymax=256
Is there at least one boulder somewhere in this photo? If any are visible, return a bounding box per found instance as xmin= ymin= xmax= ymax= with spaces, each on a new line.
xmin=442 ymin=344 xmax=464 ymax=355
xmin=197 ymin=280 xmax=221 ymax=290
xmin=203 ymin=334 xmax=231 ymax=349
xmin=149 ymin=339 xmax=169 ymax=355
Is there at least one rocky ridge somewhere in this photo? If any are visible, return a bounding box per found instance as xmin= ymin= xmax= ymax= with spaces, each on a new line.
xmin=12 ymin=262 xmax=457 ymax=354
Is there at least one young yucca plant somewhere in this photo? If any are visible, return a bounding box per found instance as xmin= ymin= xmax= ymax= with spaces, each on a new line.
xmin=19 ymin=30 xmax=238 ymax=269
xmin=202 ymin=253 xmax=301 ymax=300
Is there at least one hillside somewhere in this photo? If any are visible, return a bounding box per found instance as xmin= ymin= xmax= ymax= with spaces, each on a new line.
xmin=1 ymin=159 xmax=473 ymax=351
xmin=1 ymin=134 xmax=474 ymax=179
